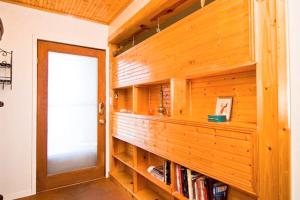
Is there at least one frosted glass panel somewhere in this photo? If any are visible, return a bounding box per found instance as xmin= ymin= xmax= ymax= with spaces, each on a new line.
xmin=47 ymin=52 xmax=98 ymax=175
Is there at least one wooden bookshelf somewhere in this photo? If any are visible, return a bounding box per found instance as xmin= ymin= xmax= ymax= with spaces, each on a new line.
xmin=110 ymin=170 xmax=134 ymax=193
xmin=172 ymin=192 xmax=189 ymax=200
xmin=109 ymin=0 xmax=290 ymax=199
xmin=113 ymin=152 xmax=134 ymax=169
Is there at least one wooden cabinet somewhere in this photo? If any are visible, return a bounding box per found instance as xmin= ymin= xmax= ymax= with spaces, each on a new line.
xmin=109 ymin=0 xmax=289 ymax=199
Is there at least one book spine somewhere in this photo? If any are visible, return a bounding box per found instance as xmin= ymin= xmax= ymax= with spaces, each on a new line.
xmin=163 ymin=161 xmax=166 ymax=183
xmin=178 ymin=165 xmax=183 ymax=194
xmin=165 ymin=161 xmax=171 ymax=185
xmin=187 ymin=169 xmax=193 ymax=200
xmin=194 ymin=180 xmax=199 ymax=200
xmin=181 ymin=167 xmax=189 ymax=198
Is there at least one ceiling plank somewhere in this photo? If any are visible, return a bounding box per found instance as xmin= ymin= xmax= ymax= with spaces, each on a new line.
xmin=0 ymin=0 xmax=133 ymax=24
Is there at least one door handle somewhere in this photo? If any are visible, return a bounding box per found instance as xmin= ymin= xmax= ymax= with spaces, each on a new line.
xmin=98 ymin=102 xmax=105 ymax=115
xmin=99 ymin=119 xmax=105 ymax=125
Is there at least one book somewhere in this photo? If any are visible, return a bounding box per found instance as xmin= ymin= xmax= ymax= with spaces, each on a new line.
xmin=212 ymin=182 xmax=228 ymax=200
xmin=147 ymin=165 xmax=164 ymax=182
xmin=187 ymin=169 xmax=193 ymax=200
xmin=176 ymin=165 xmax=182 ymax=194
xmin=174 ymin=165 xmax=228 ymax=200
xmin=164 ymin=161 xmax=171 ymax=185
xmin=192 ymin=172 xmax=200 ymax=200
xmin=181 ymin=167 xmax=189 ymax=198
xmin=215 ymin=97 xmax=233 ymax=121
xmin=200 ymin=176 xmax=209 ymax=200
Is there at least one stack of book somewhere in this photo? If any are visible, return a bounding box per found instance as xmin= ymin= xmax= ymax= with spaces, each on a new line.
xmin=175 ymin=165 xmax=228 ymax=200
xmin=147 ymin=160 xmax=171 ymax=185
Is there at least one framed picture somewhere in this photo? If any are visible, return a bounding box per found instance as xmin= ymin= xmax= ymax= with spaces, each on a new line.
xmin=215 ymin=97 xmax=233 ymax=121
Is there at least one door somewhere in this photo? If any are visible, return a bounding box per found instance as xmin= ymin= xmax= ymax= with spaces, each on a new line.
xmin=37 ymin=40 xmax=106 ymax=191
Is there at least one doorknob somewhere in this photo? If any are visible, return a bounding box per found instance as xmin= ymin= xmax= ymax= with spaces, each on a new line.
xmin=98 ymin=102 xmax=105 ymax=115
xmin=99 ymin=119 xmax=105 ymax=124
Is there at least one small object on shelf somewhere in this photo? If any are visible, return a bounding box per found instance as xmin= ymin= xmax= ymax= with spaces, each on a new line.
xmin=175 ymin=164 xmax=228 ymax=200
xmin=201 ymin=0 xmax=206 ymax=8
xmin=119 ymin=108 xmax=128 ymax=113
xmin=163 ymin=160 xmax=171 ymax=185
xmin=0 ymin=48 xmax=13 ymax=89
xmin=157 ymin=85 xmax=166 ymax=115
xmin=213 ymin=182 xmax=228 ymax=200
xmin=148 ymin=108 xmax=154 ymax=115
xmin=215 ymin=97 xmax=233 ymax=121
xmin=208 ymin=115 xmax=227 ymax=122
xmin=147 ymin=165 xmax=164 ymax=182
xmin=113 ymin=92 xmax=118 ymax=99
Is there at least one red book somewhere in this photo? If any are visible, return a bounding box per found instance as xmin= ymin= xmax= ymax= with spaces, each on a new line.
xmin=176 ymin=165 xmax=183 ymax=194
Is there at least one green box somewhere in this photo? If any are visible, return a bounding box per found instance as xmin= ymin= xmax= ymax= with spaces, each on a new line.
xmin=208 ymin=115 xmax=227 ymax=122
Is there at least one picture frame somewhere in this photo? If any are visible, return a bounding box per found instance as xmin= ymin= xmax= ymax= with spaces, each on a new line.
xmin=215 ymin=97 xmax=233 ymax=121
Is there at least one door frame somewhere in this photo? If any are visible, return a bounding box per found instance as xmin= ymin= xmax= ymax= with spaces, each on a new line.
xmin=36 ymin=39 xmax=106 ymax=192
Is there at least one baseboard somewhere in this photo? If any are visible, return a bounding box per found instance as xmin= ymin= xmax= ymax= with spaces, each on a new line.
xmin=4 ymin=189 xmax=33 ymax=200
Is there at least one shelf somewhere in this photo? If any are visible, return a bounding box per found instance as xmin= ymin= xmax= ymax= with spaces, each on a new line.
xmin=110 ymin=171 xmax=134 ymax=194
xmin=113 ymin=112 xmax=257 ymax=132
xmin=172 ymin=192 xmax=189 ymax=200
xmin=136 ymin=167 xmax=172 ymax=194
xmin=113 ymin=87 xmax=133 ymax=113
xmin=113 ymin=152 xmax=134 ymax=169
xmin=135 ymin=189 xmax=166 ymax=200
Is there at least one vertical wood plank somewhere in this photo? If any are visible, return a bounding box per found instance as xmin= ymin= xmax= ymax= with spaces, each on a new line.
xmin=276 ymin=0 xmax=290 ymax=199
xmin=109 ymin=44 xmax=118 ymax=175
xmin=254 ymin=0 xmax=282 ymax=199
xmin=170 ymin=79 xmax=187 ymax=116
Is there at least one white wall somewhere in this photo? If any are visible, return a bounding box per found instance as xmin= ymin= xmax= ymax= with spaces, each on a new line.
xmin=0 ymin=2 xmax=108 ymax=199
xmin=109 ymin=0 xmax=150 ymax=36
xmin=288 ymin=0 xmax=300 ymax=199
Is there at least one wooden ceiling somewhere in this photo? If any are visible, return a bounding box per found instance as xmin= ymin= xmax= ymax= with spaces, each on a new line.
xmin=1 ymin=0 xmax=133 ymax=24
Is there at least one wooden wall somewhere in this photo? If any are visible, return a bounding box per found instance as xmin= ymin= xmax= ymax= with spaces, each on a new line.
xmin=190 ymin=71 xmax=257 ymax=123
xmin=112 ymin=0 xmax=254 ymax=88
xmin=109 ymin=0 xmax=290 ymax=199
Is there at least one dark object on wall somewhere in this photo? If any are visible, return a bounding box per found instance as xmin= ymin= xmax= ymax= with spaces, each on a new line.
xmin=0 ymin=48 xmax=13 ymax=89
xmin=0 ymin=194 xmax=3 ymax=200
xmin=0 ymin=101 xmax=4 ymax=107
xmin=0 ymin=17 xmax=4 ymax=41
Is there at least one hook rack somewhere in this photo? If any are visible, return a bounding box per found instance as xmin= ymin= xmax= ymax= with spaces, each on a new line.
xmin=0 ymin=48 xmax=13 ymax=89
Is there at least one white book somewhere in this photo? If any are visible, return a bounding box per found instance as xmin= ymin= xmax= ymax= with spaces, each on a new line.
xmin=176 ymin=165 xmax=181 ymax=192
xmin=187 ymin=169 xmax=193 ymax=200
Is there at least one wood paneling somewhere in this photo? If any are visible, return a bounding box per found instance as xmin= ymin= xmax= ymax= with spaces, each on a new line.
xmin=2 ymin=0 xmax=133 ymax=24
xmin=113 ymin=87 xmax=133 ymax=113
xmin=112 ymin=113 xmax=256 ymax=194
xmin=109 ymin=0 xmax=289 ymax=198
xmin=109 ymin=0 xmax=200 ymax=43
xmin=112 ymin=0 xmax=254 ymax=88
xmin=190 ymin=70 xmax=257 ymax=123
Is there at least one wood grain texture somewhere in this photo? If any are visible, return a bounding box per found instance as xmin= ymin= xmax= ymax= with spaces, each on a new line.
xmin=112 ymin=113 xmax=256 ymax=194
xmin=112 ymin=0 xmax=254 ymax=88
xmin=109 ymin=0 xmax=200 ymax=43
xmin=1 ymin=0 xmax=133 ymax=24
xmin=109 ymin=0 xmax=290 ymax=198
xmin=254 ymin=0 xmax=289 ymax=199
xmin=113 ymin=87 xmax=133 ymax=113
xmin=190 ymin=70 xmax=257 ymax=123
xmin=276 ymin=0 xmax=290 ymax=199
